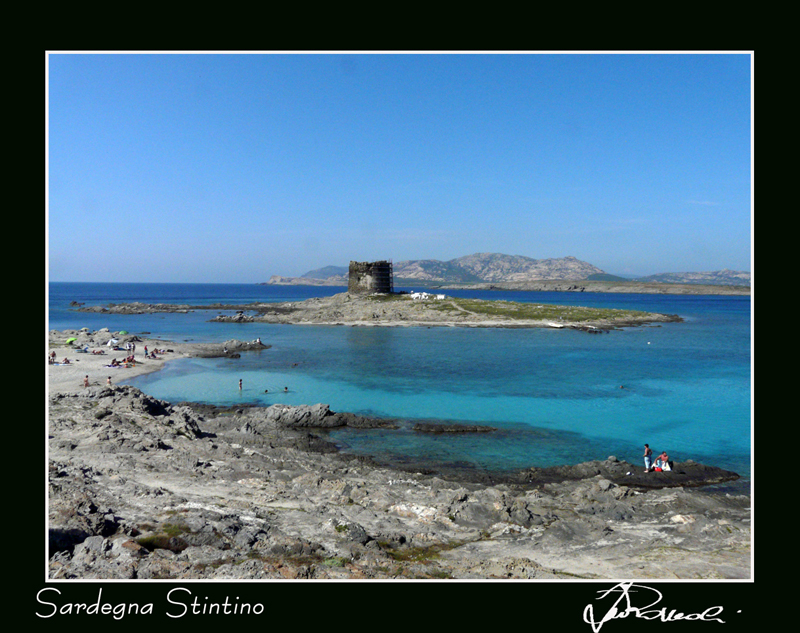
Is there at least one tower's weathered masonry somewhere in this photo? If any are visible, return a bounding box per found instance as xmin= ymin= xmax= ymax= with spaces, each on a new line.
xmin=348 ymin=260 xmax=394 ymax=294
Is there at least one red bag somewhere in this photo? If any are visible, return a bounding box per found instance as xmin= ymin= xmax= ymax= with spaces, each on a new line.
xmin=654 ymin=467 xmax=662 ymax=471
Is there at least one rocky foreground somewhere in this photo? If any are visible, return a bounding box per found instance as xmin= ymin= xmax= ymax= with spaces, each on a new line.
xmin=48 ymin=386 xmax=750 ymax=580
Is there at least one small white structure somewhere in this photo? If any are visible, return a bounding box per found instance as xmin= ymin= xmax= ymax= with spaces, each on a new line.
xmin=409 ymin=292 xmax=446 ymax=301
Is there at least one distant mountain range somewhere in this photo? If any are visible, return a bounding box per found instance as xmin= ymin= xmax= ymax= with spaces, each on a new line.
xmin=396 ymin=253 xmax=605 ymax=283
xmin=632 ymin=270 xmax=751 ymax=286
xmin=301 ymin=265 xmax=348 ymax=279
xmin=266 ymin=253 xmax=750 ymax=288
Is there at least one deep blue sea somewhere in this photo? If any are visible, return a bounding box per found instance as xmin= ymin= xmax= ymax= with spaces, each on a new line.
xmin=48 ymin=282 xmax=752 ymax=488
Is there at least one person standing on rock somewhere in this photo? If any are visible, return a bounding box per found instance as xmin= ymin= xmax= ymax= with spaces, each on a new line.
xmin=643 ymin=444 xmax=653 ymax=472
xmin=239 ymin=379 xmax=242 ymax=390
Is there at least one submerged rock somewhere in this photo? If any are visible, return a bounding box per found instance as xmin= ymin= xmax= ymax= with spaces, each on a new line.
xmin=412 ymin=422 xmax=496 ymax=433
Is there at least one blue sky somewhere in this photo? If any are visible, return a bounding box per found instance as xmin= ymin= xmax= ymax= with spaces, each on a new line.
xmin=47 ymin=52 xmax=752 ymax=282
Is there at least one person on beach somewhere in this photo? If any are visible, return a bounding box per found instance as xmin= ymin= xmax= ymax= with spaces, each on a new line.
xmin=83 ymin=375 xmax=89 ymax=388
xmin=643 ymin=444 xmax=653 ymax=472
xmin=107 ymin=376 xmax=112 ymax=385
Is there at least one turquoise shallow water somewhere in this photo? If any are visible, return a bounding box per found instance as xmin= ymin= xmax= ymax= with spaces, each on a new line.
xmin=48 ymin=282 xmax=752 ymax=482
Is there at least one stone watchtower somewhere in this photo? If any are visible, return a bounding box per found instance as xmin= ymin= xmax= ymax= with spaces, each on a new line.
xmin=348 ymin=260 xmax=394 ymax=295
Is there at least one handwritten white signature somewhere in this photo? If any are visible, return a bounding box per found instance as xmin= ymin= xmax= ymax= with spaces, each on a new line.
xmin=583 ymin=582 xmax=726 ymax=632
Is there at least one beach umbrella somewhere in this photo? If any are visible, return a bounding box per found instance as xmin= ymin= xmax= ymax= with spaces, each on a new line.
xmin=118 ymin=331 xmax=128 ymax=335
xmin=65 ymin=338 xmax=77 ymax=344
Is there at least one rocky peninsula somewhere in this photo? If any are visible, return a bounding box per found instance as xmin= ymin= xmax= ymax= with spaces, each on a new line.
xmin=47 ymin=328 xmax=750 ymax=580
xmin=437 ymin=279 xmax=751 ymax=296
xmin=77 ymin=292 xmax=683 ymax=331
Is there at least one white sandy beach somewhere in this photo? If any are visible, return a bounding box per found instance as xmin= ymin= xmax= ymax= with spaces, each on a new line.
xmin=47 ymin=341 xmax=180 ymax=394
xmin=47 ymin=326 xmax=274 ymax=395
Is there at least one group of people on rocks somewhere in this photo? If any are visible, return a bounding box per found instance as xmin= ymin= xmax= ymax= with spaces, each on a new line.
xmin=643 ymin=443 xmax=671 ymax=472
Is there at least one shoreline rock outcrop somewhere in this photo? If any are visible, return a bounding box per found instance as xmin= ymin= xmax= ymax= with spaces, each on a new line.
xmin=72 ymin=292 xmax=683 ymax=330
xmin=71 ymin=293 xmax=681 ymax=330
